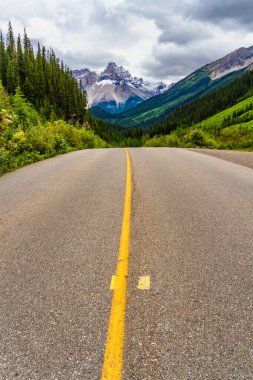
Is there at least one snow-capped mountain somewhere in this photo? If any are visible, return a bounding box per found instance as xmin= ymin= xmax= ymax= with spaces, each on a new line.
xmin=72 ymin=62 xmax=171 ymax=114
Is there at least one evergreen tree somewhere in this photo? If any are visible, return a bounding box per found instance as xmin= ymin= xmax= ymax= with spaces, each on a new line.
xmin=17 ymin=34 xmax=25 ymax=86
xmin=0 ymin=22 xmax=87 ymax=123
xmin=6 ymin=22 xmax=18 ymax=94
xmin=0 ymin=31 xmax=7 ymax=87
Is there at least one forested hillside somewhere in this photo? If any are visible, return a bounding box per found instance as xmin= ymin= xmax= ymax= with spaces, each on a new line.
xmin=148 ymin=70 xmax=253 ymax=137
xmin=0 ymin=23 xmax=109 ymax=175
xmin=0 ymin=22 xmax=86 ymax=122
xmin=145 ymin=94 xmax=253 ymax=150
xmin=0 ymin=81 xmax=108 ymax=175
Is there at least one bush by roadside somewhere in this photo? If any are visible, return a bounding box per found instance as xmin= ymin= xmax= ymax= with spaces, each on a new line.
xmin=0 ymin=85 xmax=107 ymax=176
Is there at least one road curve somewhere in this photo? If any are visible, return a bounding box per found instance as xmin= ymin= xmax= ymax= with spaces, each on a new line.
xmin=0 ymin=148 xmax=253 ymax=379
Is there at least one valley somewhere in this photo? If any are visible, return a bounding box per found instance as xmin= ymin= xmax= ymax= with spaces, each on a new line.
xmin=89 ymin=46 xmax=253 ymax=128
xmin=1 ymin=23 xmax=253 ymax=179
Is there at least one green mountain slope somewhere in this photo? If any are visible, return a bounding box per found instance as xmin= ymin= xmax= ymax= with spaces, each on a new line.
xmin=147 ymin=68 xmax=253 ymax=138
xmin=145 ymin=95 xmax=253 ymax=150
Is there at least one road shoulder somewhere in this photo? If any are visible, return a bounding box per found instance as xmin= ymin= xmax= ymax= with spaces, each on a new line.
xmin=188 ymin=148 xmax=253 ymax=169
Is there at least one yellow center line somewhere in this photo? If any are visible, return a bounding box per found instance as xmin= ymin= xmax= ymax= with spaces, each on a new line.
xmin=101 ymin=149 xmax=132 ymax=380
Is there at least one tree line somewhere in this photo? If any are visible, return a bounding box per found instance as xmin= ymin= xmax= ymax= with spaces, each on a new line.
xmin=0 ymin=22 xmax=87 ymax=123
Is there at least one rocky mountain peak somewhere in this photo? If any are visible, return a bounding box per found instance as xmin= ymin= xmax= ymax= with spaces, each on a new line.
xmin=207 ymin=45 xmax=253 ymax=80
xmin=107 ymin=61 xmax=117 ymax=68
xmin=99 ymin=62 xmax=131 ymax=81
xmin=72 ymin=68 xmax=98 ymax=87
xmin=73 ymin=63 xmax=171 ymax=113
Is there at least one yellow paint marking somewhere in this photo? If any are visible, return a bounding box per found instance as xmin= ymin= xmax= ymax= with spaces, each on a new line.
xmin=101 ymin=149 xmax=132 ymax=380
xmin=137 ymin=276 xmax=150 ymax=290
xmin=110 ymin=275 xmax=116 ymax=290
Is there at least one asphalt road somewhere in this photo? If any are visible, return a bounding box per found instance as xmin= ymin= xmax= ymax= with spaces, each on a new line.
xmin=0 ymin=148 xmax=253 ymax=379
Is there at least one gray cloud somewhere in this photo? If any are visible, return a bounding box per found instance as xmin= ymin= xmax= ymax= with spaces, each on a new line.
xmin=187 ymin=0 xmax=253 ymax=25
xmin=143 ymin=44 xmax=213 ymax=80
xmin=0 ymin=0 xmax=252 ymax=83
xmin=157 ymin=16 xmax=212 ymax=45
xmin=126 ymin=0 xmax=253 ymax=81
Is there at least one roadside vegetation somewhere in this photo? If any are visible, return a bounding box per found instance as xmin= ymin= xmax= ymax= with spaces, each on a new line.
xmin=0 ymin=83 xmax=106 ymax=175
xmin=0 ymin=23 xmax=108 ymax=176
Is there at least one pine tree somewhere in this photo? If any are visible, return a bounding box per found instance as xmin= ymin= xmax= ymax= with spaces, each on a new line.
xmin=0 ymin=22 xmax=87 ymax=123
xmin=17 ymin=34 xmax=25 ymax=87
xmin=6 ymin=21 xmax=15 ymax=60
xmin=5 ymin=22 xmax=18 ymax=94
xmin=0 ymin=31 xmax=7 ymax=87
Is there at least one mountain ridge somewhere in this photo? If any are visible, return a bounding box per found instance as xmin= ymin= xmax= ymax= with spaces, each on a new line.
xmin=73 ymin=62 xmax=171 ymax=114
xmin=206 ymin=46 xmax=253 ymax=79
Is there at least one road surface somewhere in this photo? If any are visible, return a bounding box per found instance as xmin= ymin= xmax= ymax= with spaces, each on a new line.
xmin=0 ymin=148 xmax=253 ymax=379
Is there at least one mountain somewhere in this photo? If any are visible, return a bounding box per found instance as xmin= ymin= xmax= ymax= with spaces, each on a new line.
xmin=94 ymin=46 xmax=253 ymax=128
xmin=73 ymin=62 xmax=170 ymax=114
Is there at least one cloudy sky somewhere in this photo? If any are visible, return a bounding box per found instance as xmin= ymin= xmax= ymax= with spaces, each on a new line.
xmin=0 ymin=0 xmax=253 ymax=83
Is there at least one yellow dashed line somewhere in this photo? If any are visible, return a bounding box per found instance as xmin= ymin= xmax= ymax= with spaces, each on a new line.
xmin=110 ymin=275 xmax=117 ymax=290
xmin=137 ymin=276 xmax=150 ymax=290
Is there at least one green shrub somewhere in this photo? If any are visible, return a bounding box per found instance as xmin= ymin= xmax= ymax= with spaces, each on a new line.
xmin=2 ymin=128 xmax=14 ymax=140
xmin=184 ymin=129 xmax=205 ymax=146
xmin=145 ymin=134 xmax=180 ymax=147
xmin=26 ymin=126 xmax=53 ymax=154
xmin=54 ymin=137 xmax=70 ymax=152
xmin=0 ymin=147 xmax=11 ymax=174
